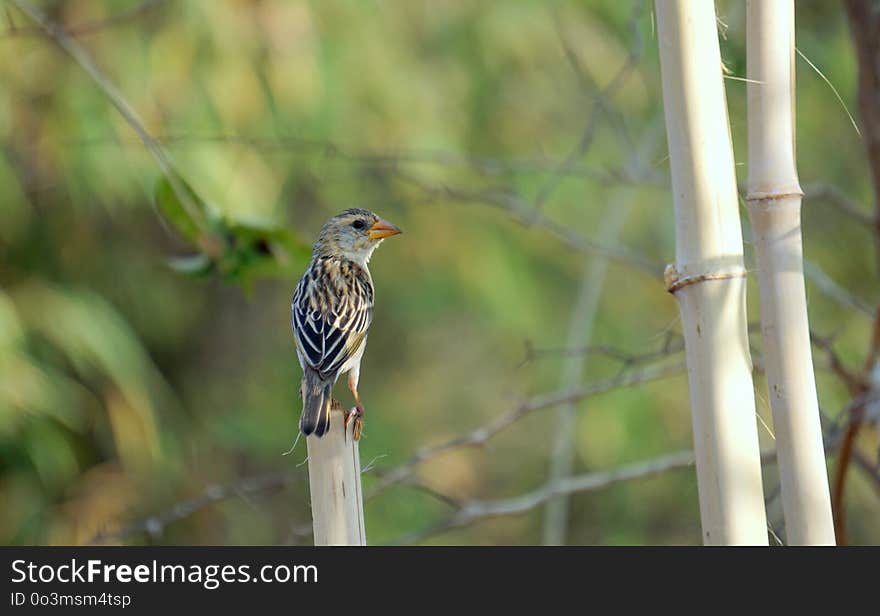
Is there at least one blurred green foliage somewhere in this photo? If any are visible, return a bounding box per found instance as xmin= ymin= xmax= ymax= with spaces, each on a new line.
xmin=0 ymin=0 xmax=877 ymax=545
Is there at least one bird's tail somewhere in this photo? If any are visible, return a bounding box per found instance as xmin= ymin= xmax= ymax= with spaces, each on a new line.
xmin=300 ymin=370 xmax=333 ymax=437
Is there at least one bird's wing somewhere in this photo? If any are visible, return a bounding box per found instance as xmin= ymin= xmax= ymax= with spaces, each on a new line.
xmin=292 ymin=261 xmax=373 ymax=380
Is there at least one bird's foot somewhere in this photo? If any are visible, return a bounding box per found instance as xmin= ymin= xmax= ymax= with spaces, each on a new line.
xmin=344 ymin=404 xmax=363 ymax=442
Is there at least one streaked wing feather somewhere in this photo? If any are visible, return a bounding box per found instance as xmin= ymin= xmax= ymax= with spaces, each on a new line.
xmin=291 ymin=259 xmax=373 ymax=379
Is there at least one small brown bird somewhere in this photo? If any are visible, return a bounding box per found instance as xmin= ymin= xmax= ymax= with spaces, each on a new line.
xmin=291 ymin=209 xmax=402 ymax=438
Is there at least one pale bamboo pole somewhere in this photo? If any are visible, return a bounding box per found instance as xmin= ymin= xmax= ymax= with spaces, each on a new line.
xmin=655 ymin=0 xmax=768 ymax=545
xmin=745 ymin=0 xmax=835 ymax=545
xmin=543 ymin=127 xmax=663 ymax=545
xmin=306 ymin=401 xmax=366 ymax=545
xmin=543 ymin=198 xmax=634 ymax=545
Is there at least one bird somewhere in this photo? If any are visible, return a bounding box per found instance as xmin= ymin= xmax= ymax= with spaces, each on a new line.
xmin=291 ymin=208 xmax=402 ymax=439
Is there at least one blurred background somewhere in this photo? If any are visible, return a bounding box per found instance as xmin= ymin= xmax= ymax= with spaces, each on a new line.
xmin=0 ymin=0 xmax=877 ymax=545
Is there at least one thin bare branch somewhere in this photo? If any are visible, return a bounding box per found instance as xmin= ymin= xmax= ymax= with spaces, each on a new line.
xmin=522 ymin=335 xmax=684 ymax=368
xmin=396 ymin=171 xmax=663 ymax=278
xmin=368 ymin=360 xmax=685 ymax=499
xmin=811 ymin=330 xmax=865 ymax=395
xmin=534 ymin=1 xmax=646 ymax=211
xmin=392 ymin=450 xmax=696 ymax=545
xmin=852 ymin=449 xmax=880 ymax=497
xmin=803 ymin=259 xmax=874 ymax=317
xmin=90 ymin=469 xmax=306 ymax=545
xmin=844 ymin=0 xmax=880 ymax=275
xmin=804 ymin=182 xmax=875 ymax=227
xmin=10 ymin=0 xmax=210 ymax=237
xmin=392 ymin=440 xmax=846 ymax=545
xmin=59 ymin=133 xmax=669 ymax=186
xmin=0 ymin=0 xmax=165 ymax=38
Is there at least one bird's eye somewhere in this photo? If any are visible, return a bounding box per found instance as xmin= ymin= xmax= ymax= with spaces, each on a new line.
xmin=352 ymin=219 xmax=366 ymax=230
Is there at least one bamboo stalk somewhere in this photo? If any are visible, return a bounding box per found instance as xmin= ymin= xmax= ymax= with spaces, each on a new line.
xmin=543 ymin=197 xmax=634 ymax=545
xmin=655 ymin=0 xmax=768 ymax=545
xmin=542 ymin=124 xmax=665 ymax=545
xmin=306 ymin=401 xmax=366 ymax=546
xmin=745 ymin=0 xmax=835 ymax=545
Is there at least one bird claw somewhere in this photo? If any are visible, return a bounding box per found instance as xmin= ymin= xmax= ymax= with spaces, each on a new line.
xmin=344 ymin=405 xmax=363 ymax=442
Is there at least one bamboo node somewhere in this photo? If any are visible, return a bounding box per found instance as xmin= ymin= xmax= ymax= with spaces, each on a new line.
xmin=744 ymin=189 xmax=804 ymax=205
xmin=664 ymin=264 xmax=747 ymax=294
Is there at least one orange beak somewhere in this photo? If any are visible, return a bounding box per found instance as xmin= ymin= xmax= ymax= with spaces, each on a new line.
xmin=368 ymin=217 xmax=402 ymax=240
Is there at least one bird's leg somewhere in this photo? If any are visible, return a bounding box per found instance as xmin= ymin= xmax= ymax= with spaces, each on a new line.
xmin=345 ymin=371 xmax=364 ymax=441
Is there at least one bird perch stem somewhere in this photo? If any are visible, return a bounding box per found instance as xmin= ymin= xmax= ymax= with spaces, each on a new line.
xmin=306 ymin=400 xmax=366 ymax=546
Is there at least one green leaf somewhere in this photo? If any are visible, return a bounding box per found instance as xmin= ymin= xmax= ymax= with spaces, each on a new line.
xmin=166 ymin=253 xmax=214 ymax=277
xmin=151 ymin=172 xmax=208 ymax=242
xmin=217 ymin=220 xmax=311 ymax=283
xmin=153 ymin=174 xmax=310 ymax=285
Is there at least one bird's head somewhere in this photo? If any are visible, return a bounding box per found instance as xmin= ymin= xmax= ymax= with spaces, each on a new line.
xmin=313 ymin=208 xmax=402 ymax=265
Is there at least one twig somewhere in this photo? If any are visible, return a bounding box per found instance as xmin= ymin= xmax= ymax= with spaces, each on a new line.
xmin=802 ymin=259 xmax=874 ymax=317
xmin=844 ymin=0 xmax=880 ymax=273
xmin=810 ymin=330 xmax=865 ymax=395
xmin=9 ymin=0 xmax=210 ymax=240
xmin=392 ymin=450 xmax=695 ymax=545
xmin=0 ymin=0 xmax=165 ymax=38
xmin=90 ymin=469 xmax=306 ymax=545
xmin=396 ymin=171 xmax=663 ymax=278
xmin=804 ymin=182 xmax=875 ymax=227
xmin=392 ymin=440 xmax=844 ymax=545
xmin=852 ymin=449 xmax=880 ymax=498
xmin=61 ymin=133 xmax=669 ymax=186
xmin=837 ymin=0 xmax=880 ymax=546
xmin=831 ymin=309 xmax=880 ymax=544
xmin=533 ymin=1 xmax=646 ymax=212
xmin=523 ymin=333 xmax=685 ymax=368
xmin=368 ymin=360 xmax=685 ymax=499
